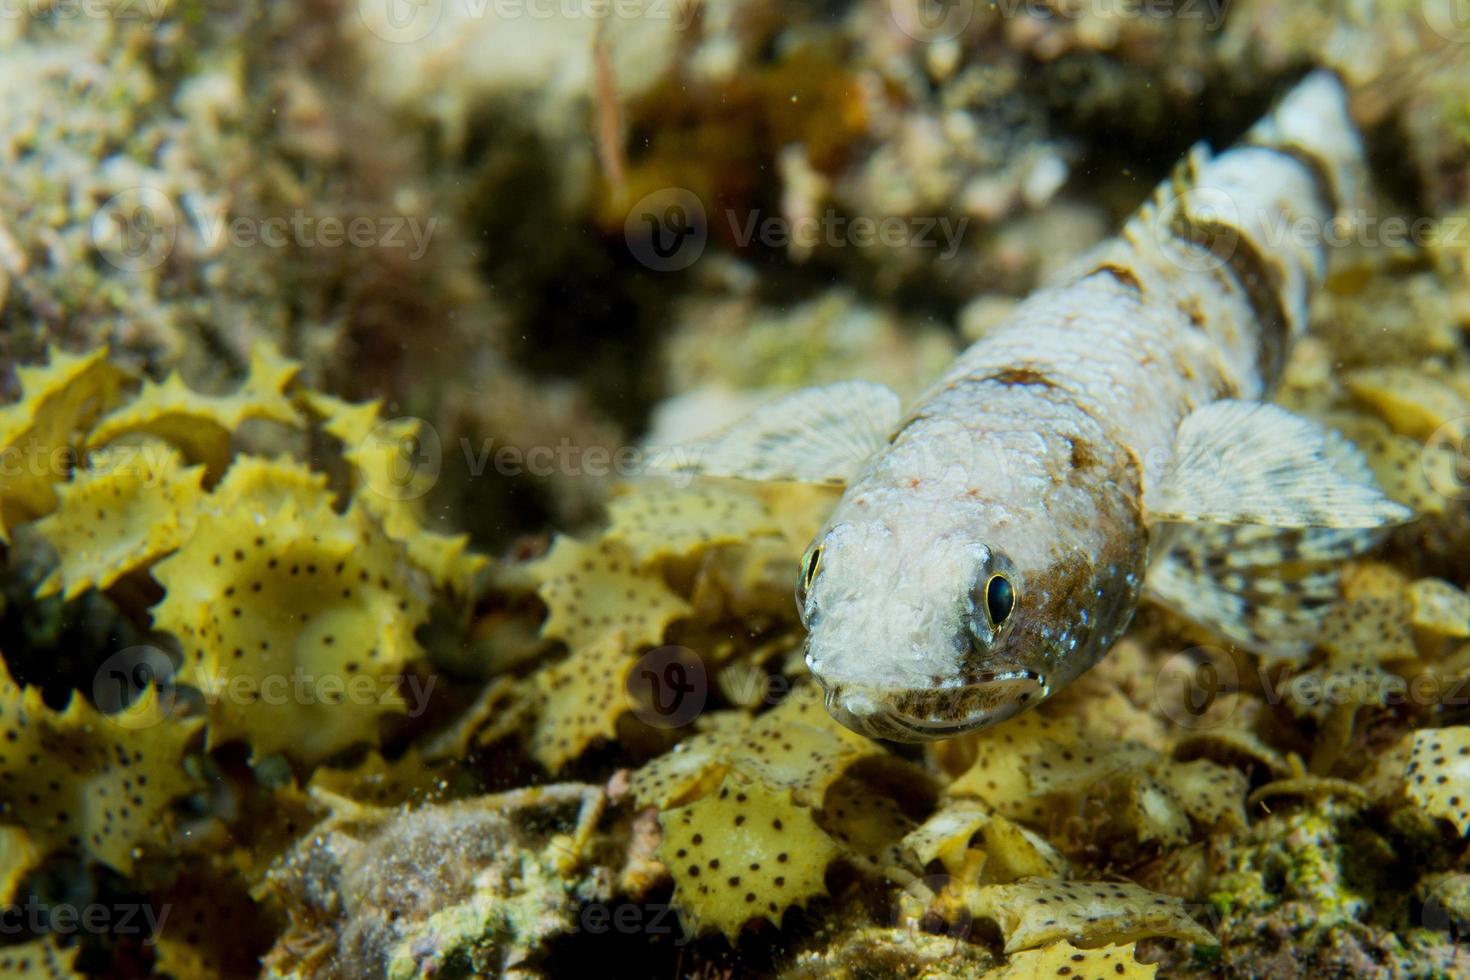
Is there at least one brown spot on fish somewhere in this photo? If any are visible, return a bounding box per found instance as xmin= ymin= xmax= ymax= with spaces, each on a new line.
xmin=1096 ymin=263 xmax=1144 ymax=298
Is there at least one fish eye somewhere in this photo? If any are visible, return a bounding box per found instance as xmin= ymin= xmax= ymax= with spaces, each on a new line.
xmin=796 ymin=545 xmax=823 ymax=613
xmin=984 ymin=573 xmax=1015 ymax=627
xmin=803 ymin=547 xmax=823 ymax=590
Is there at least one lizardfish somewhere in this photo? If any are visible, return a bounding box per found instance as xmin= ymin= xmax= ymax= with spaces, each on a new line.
xmin=664 ymin=72 xmax=1411 ymax=741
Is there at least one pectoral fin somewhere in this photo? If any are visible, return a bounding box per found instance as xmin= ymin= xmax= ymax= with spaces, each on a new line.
xmin=1146 ymin=522 xmax=1386 ymax=660
xmin=1145 ymin=401 xmax=1413 ymax=528
xmin=652 ymin=381 xmax=901 ymax=485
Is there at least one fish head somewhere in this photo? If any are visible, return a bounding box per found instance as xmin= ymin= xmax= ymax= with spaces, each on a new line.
xmin=797 ymin=484 xmax=1144 ymax=742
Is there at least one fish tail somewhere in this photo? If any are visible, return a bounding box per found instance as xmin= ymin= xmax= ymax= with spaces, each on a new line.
xmin=1244 ymin=70 xmax=1369 ymax=224
xmin=1122 ymin=71 xmax=1369 ymax=385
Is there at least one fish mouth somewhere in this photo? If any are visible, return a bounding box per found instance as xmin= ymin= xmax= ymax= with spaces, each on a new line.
xmin=819 ymin=671 xmax=1048 ymax=743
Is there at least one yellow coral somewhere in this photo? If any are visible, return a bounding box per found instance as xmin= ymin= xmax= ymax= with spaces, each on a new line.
xmin=1406 ymin=727 xmax=1470 ymax=835
xmin=658 ymin=773 xmax=841 ymax=939
xmin=33 ymin=444 xmax=206 ymax=599
xmin=967 ymin=879 xmax=1216 ymax=953
xmin=529 ymin=534 xmax=691 ymax=649
xmin=151 ymin=502 xmax=429 ymax=763
xmin=0 ymin=346 xmax=126 ymax=539
xmin=87 ymin=344 xmax=303 ymax=478
xmin=0 ymin=675 xmax=201 ymax=874
xmin=982 ymin=942 xmax=1156 ymax=980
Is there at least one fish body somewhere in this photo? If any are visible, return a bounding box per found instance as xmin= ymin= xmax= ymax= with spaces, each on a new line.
xmin=667 ymin=73 xmax=1411 ymax=740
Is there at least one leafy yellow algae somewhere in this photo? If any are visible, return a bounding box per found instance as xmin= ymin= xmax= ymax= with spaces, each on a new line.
xmin=725 ymin=691 xmax=881 ymax=806
xmin=903 ymin=799 xmax=993 ymax=872
xmin=302 ymin=390 xmax=486 ymax=593
xmin=211 ymin=453 xmax=335 ymax=513
xmin=818 ymin=773 xmax=916 ymax=869
xmin=1334 ymin=411 xmax=1458 ymax=517
xmin=1154 ymin=759 xmax=1249 ymax=834
xmin=603 ymin=483 xmax=779 ymax=566
xmin=151 ymin=871 xmax=272 ymax=980
xmin=309 ymin=748 xmax=448 ymax=807
xmin=945 ymin=712 xmax=1080 ymax=823
xmin=33 ymin=445 xmax=206 ymax=599
xmin=376 ymin=501 xmax=488 ymax=598
xmin=0 ymin=346 xmax=126 ymax=539
xmin=1027 ymin=740 xmax=1157 ymax=798
xmin=530 ymin=631 xmax=637 ymax=770
xmin=152 ymin=502 xmax=430 ymax=763
xmin=982 ymin=942 xmax=1156 ymax=980
xmin=629 ymin=730 xmax=734 ymax=810
xmin=0 ymin=826 xmax=40 ymax=906
xmin=529 ymin=534 xmax=691 ymax=650
xmin=87 ymin=344 xmax=303 ymax=478
xmin=973 ymin=814 xmax=1070 ymax=883
xmin=1345 ymin=366 xmax=1470 ymax=440
xmin=301 ymin=389 xmax=435 ymax=504
xmin=0 ymin=675 xmax=201 ymax=874
xmin=1317 ymin=596 xmax=1415 ymax=664
xmin=1406 ymin=727 xmax=1470 ymax=835
xmin=1409 ymin=578 xmax=1470 ymax=638
xmin=968 ymin=878 xmax=1216 ymax=953
xmin=0 ymin=935 xmax=80 ymax=980
xmin=657 ymin=773 xmax=840 ymax=939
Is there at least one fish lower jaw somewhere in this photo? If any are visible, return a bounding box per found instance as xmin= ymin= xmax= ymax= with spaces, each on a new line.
xmin=815 ymin=672 xmax=1049 ymax=742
